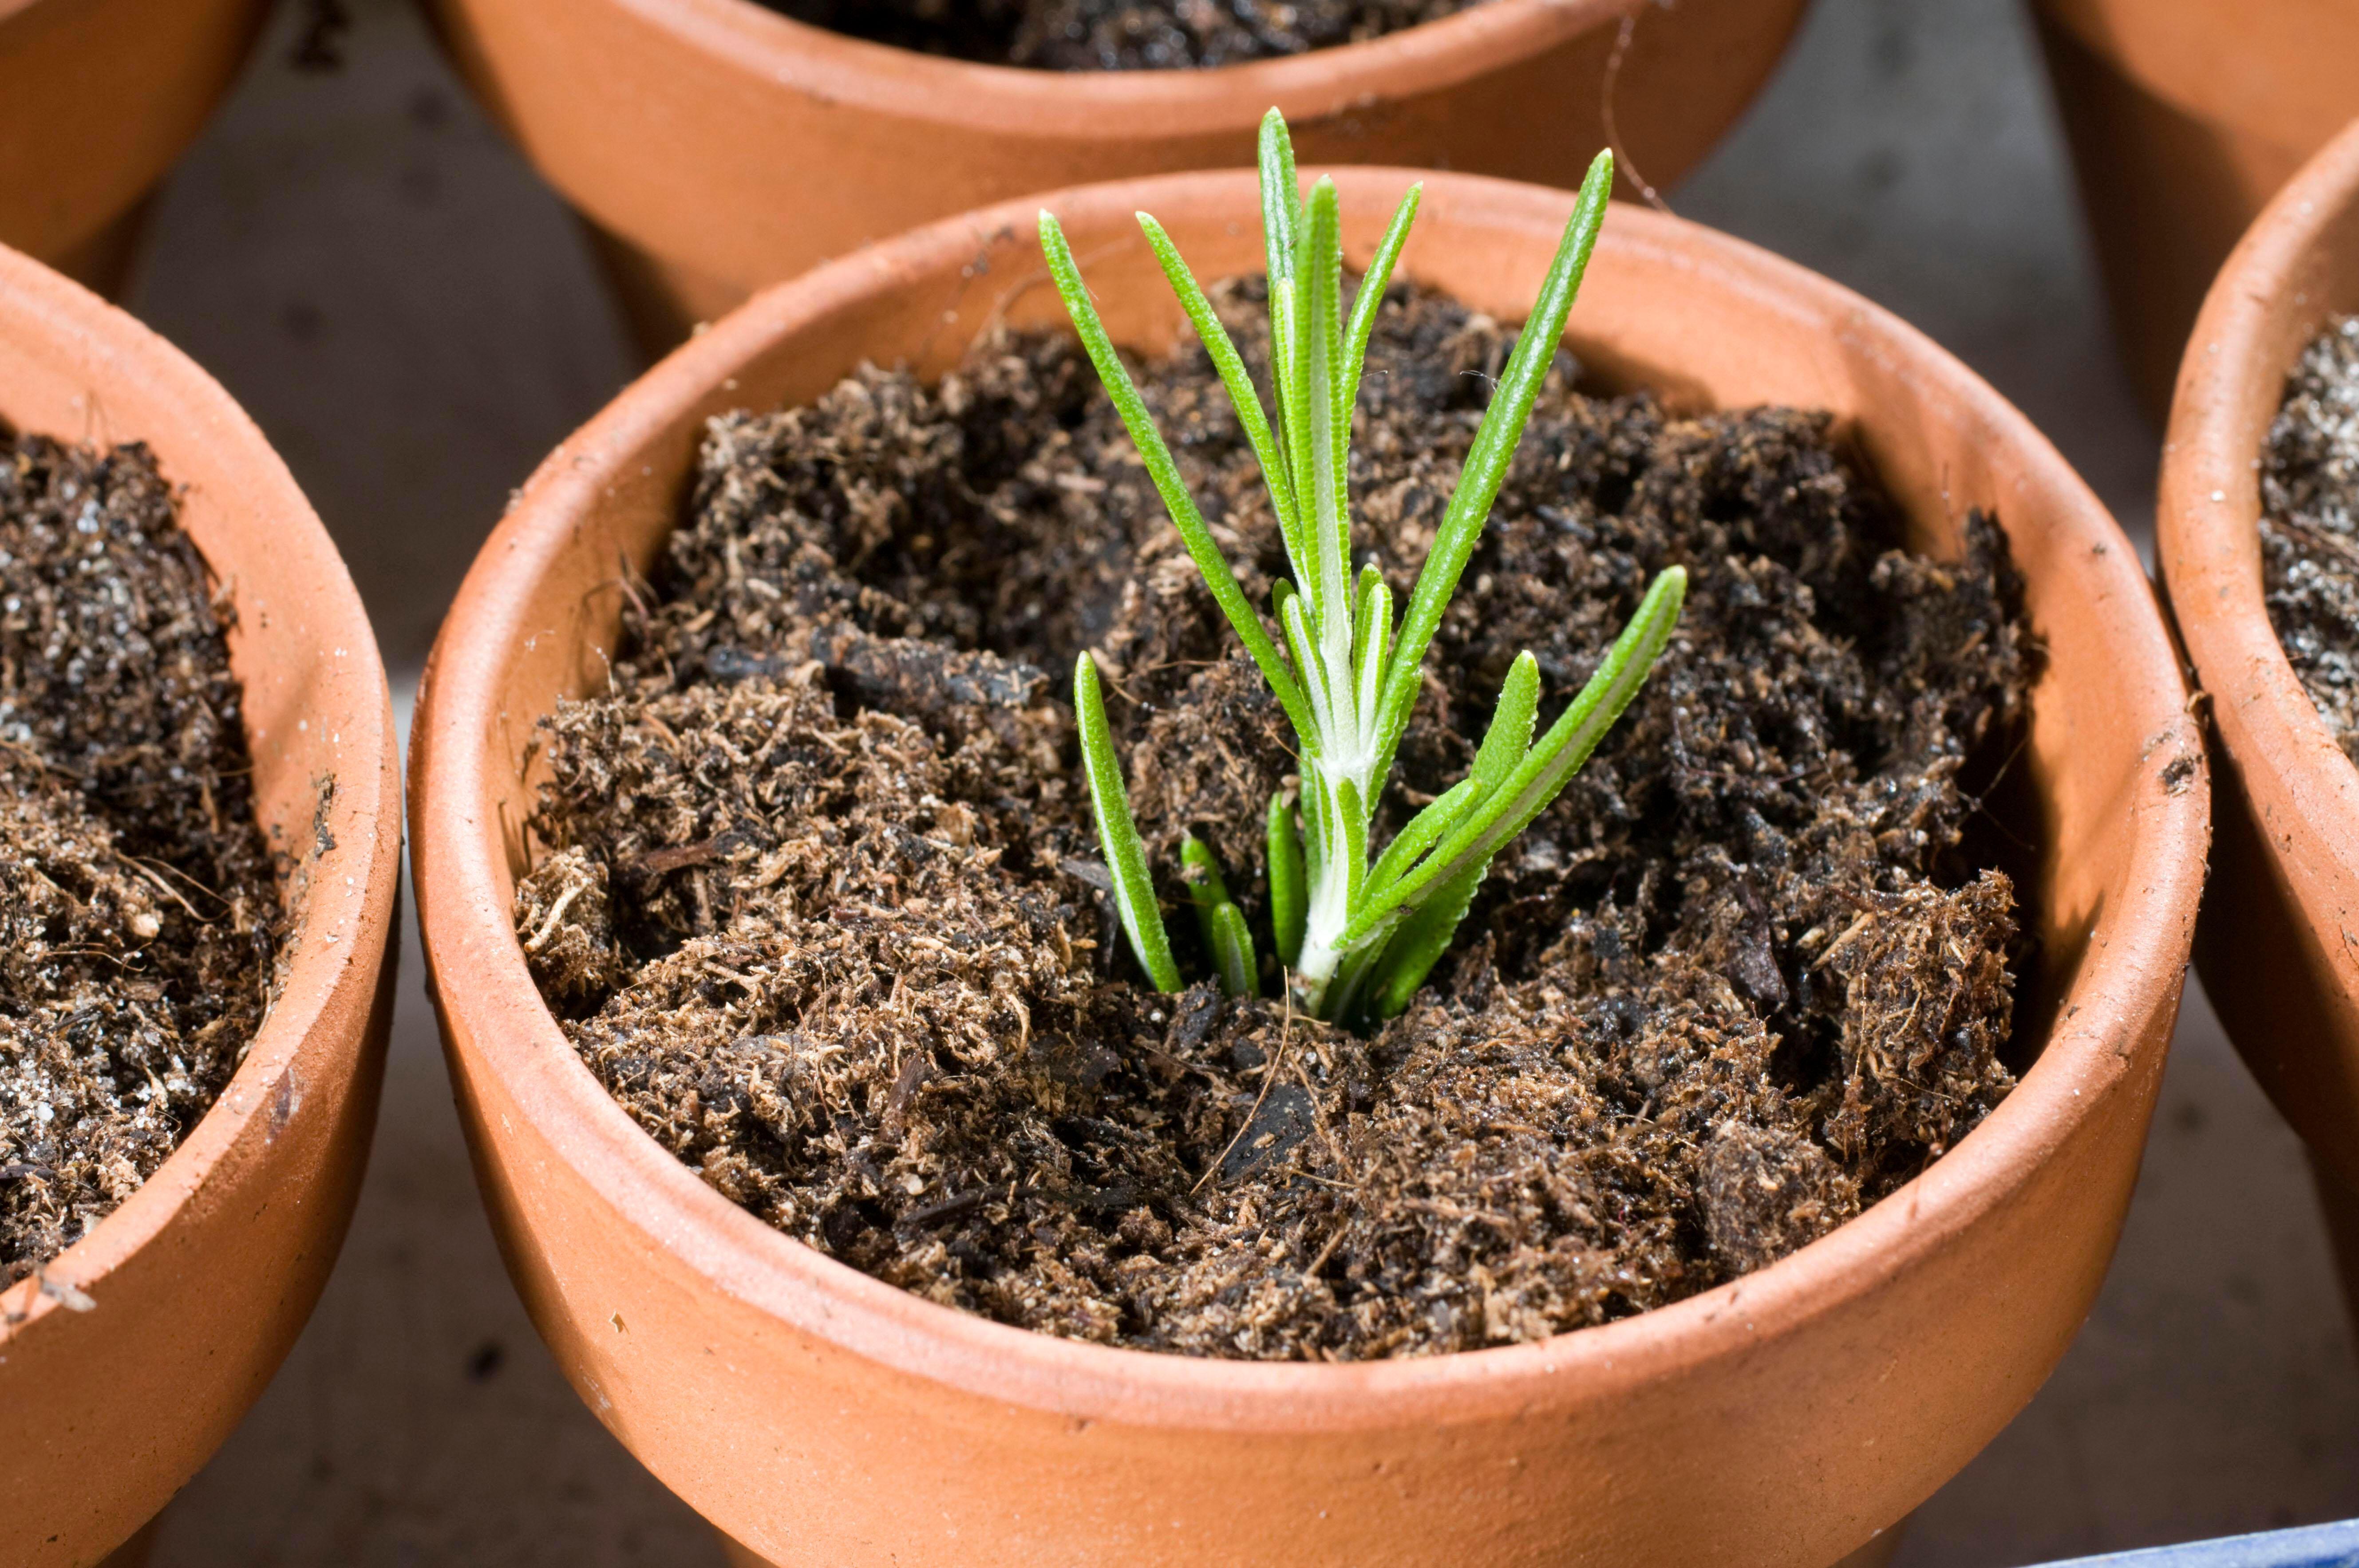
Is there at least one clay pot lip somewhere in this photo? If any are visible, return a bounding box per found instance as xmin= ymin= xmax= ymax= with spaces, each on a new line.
xmin=0 ymin=245 xmax=402 ymax=1334
xmin=635 ymin=0 xmax=1622 ymax=134
xmin=414 ymin=167 xmax=2203 ymax=1430
xmin=2159 ymin=121 xmax=2359 ymax=901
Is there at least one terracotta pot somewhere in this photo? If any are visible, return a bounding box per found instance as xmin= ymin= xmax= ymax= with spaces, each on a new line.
xmin=0 ymin=0 xmax=268 ymax=297
xmin=423 ymin=0 xmax=1807 ymax=357
xmin=2157 ymin=119 xmax=2359 ymax=1335
xmin=2031 ymin=0 xmax=2359 ymax=424
xmin=0 ymin=248 xmax=402 ymax=1564
xmin=411 ymin=168 xmax=2207 ymax=1566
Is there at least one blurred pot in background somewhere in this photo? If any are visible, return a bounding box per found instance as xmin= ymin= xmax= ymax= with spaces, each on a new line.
xmin=0 ymin=247 xmax=403 ymax=1567
xmin=422 ymin=0 xmax=1807 ymax=356
xmin=2157 ymin=118 xmax=2359 ymax=1339
xmin=0 ymin=0 xmax=268 ymax=295
xmin=2032 ymin=0 xmax=2359 ymax=422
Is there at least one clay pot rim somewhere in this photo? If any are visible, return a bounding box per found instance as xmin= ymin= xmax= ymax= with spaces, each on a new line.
xmin=414 ymin=167 xmax=2202 ymax=1431
xmin=2159 ymin=121 xmax=2359 ymax=920
xmin=0 ymin=245 xmax=401 ymax=1334
xmin=637 ymin=0 xmax=1632 ymax=136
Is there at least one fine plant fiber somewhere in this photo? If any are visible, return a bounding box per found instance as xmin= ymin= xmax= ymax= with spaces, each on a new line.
xmin=1041 ymin=108 xmax=1684 ymax=1025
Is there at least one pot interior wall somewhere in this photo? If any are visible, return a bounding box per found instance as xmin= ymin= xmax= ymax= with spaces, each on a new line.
xmin=0 ymin=274 xmax=340 ymax=929
xmin=0 ymin=253 xmax=397 ymax=1568
xmin=2206 ymin=189 xmax=2359 ymax=603
xmin=484 ymin=180 xmax=2162 ymax=1079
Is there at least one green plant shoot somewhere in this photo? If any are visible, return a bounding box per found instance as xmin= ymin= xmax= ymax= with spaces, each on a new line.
xmin=1045 ymin=109 xmax=1685 ymax=1026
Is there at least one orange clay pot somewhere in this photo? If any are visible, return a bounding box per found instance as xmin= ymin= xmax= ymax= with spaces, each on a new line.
xmin=2031 ymin=0 xmax=2359 ymax=424
xmin=0 ymin=247 xmax=402 ymax=1566
xmin=409 ymin=170 xmax=2209 ymax=1567
xmin=423 ymin=0 xmax=1806 ymax=356
xmin=2157 ymin=118 xmax=2359 ymax=1335
xmin=0 ymin=0 xmax=268 ymax=297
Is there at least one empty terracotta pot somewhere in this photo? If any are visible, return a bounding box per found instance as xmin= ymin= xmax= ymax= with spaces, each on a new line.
xmin=2157 ymin=118 xmax=2359 ymax=1334
xmin=2032 ymin=0 xmax=2359 ymax=423
xmin=0 ymin=0 xmax=268 ymax=297
xmin=410 ymin=168 xmax=2208 ymax=1566
xmin=0 ymin=247 xmax=402 ymax=1565
xmin=423 ymin=0 xmax=1807 ymax=356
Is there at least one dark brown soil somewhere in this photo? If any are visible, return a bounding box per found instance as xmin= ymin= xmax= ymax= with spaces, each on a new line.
xmin=516 ymin=276 xmax=2038 ymax=1359
xmin=771 ymin=0 xmax=1478 ymax=70
xmin=2263 ymin=316 xmax=2359 ymax=757
xmin=0 ymin=435 xmax=281 ymax=1289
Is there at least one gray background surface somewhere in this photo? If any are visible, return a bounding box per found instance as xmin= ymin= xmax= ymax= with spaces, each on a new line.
xmin=104 ymin=0 xmax=2359 ymax=1560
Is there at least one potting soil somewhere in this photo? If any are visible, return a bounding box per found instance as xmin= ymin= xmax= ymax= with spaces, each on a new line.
xmin=2263 ymin=315 xmax=2359 ymax=758
xmin=770 ymin=0 xmax=1481 ymax=70
xmin=0 ymin=435 xmax=280 ymax=1288
xmin=516 ymin=277 xmax=2038 ymax=1359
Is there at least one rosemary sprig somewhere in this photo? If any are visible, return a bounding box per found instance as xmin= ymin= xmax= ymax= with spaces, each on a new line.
xmin=1047 ymin=109 xmax=1684 ymax=1026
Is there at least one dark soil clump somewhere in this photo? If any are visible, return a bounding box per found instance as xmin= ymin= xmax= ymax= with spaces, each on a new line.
xmin=517 ymin=277 xmax=2038 ymax=1359
xmin=2262 ymin=316 xmax=2359 ymax=757
xmin=771 ymin=0 xmax=1478 ymax=70
xmin=0 ymin=436 xmax=281 ymax=1287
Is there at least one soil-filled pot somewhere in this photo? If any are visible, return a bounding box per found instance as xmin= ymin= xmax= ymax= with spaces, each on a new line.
xmin=0 ymin=0 xmax=267 ymax=296
xmin=2157 ymin=118 xmax=2359 ymax=1332
xmin=0 ymin=248 xmax=401 ymax=1564
xmin=424 ymin=0 xmax=1806 ymax=356
xmin=411 ymin=167 xmax=2207 ymax=1567
xmin=2031 ymin=0 xmax=2359 ymax=423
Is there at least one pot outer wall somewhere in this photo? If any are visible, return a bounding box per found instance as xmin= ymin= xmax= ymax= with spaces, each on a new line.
xmin=2158 ymin=119 xmax=2359 ymax=1341
xmin=411 ymin=168 xmax=2208 ymax=1568
xmin=0 ymin=0 xmax=269 ymax=298
xmin=0 ymin=249 xmax=404 ymax=1566
xmin=2031 ymin=0 xmax=2359 ymax=424
xmin=712 ymin=1522 xmax=1909 ymax=1568
xmin=422 ymin=0 xmax=1807 ymax=357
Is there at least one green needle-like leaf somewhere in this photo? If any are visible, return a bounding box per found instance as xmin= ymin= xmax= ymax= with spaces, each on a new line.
xmin=1370 ymin=863 xmax=1486 ymax=1020
xmin=1375 ymin=148 xmax=1616 ymax=779
xmin=1466 ymin=651 xmax=1541 ymax=800
xmin=1267 ymin=791 xmax=1306 ymax=968
xmin=1181 ymin=834 xmax=1232 ymax=945
xmin=1336 ymin=776 xmax=1368 ymax=911
xmin=1039 ymin=211 xmax=1312 ymax=739
xmin=1338 ymin=184 xmax=1421 ymax=419
xmin=1365 ymin=776 xmax=1474 ymax=899
xmin=1138 ymin=214 xmax=1305 ymax=578
xmin=1278 ymin=589 xmax=1329 ymax=738
xmin=1258 ymin=108 xmax=1300 ymax=288
xmin=1209 ymin=902 xmax=1259 ymax=999
xmin=1344 ymin=565 xmax=1685 ymax=949
xmin=1302 ymin=180 xmax=1350 ymax=623
xmin=1074 ymin=652 xmax=1182 ymax=993
xmin=1359 ymin=654 xmax=1538 ymax=1018
xmin=1351 ymin=563 xmax=1389 ymax=691
xmin=1046 ymin=114 xmax=1672 ymax=1023
xmin=1274 ymin=276 xmax=1316 ymax=613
